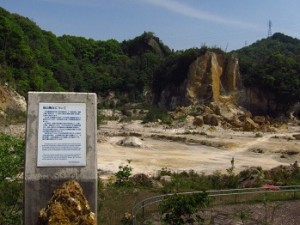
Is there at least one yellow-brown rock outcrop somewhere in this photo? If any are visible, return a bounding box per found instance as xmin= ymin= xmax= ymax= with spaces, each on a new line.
xmin=186 ymin=51 xmax=239 ymax=105
xmin=37 ymin=180 xmax=96 ymax=225
xmin=157 ymin=51 xmax=240 ymax=110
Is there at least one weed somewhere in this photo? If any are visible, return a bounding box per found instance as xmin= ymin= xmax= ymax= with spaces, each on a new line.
xmin=158 ymin=167 xmax=172 ymax=177
xmin=115 ymin=160 xmax=133 ymax=186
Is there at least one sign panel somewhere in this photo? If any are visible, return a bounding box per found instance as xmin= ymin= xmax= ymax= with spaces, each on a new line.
xmin=37 ymin=103 xmax=86 ymax=167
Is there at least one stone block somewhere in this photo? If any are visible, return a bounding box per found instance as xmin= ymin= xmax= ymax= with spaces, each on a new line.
xmin=24 ymin=92 xmax=97 ymax=225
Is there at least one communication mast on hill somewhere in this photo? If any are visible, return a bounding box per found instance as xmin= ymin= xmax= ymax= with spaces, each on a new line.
xmin=268 ymin=20 xmax=272 ymax=37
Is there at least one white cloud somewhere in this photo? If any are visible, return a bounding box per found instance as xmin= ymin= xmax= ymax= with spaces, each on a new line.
xmin=141 ymin=0 xmax=259 ymax=29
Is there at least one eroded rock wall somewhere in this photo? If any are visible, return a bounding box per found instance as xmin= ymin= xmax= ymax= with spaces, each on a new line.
xmin=239 ymin=86 xmax=288 ymax=116
xmin=158 ymin=51 xmax=240 ymax=109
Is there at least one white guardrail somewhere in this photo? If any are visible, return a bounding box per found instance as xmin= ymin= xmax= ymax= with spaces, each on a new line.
xmin=132 ymin=185 xmax=300 ymax=225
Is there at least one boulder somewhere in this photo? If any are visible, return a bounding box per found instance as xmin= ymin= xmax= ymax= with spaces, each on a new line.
xmin=185 ymin=115 xmax=195 ymax=124
xmin=193 ymin=116 xmax=204 ymax=127
xmin=203 ymin=114 xmax=219 ymax=126
xmin=37 ymin=180 xmax=96 ymax=225
xmin=203 ymin=106 xmax=214 ymax=115
xmin=133 ymin=173 xmax=151 ymax=186
xmin=117 ymin=136 xmax=143 ymax=148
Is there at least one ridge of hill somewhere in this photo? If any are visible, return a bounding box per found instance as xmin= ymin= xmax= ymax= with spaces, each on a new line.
xmin=0 ymin=7 xmax=165 ymax=102
xmin=235 ymin=33 xmax=300 ymax=115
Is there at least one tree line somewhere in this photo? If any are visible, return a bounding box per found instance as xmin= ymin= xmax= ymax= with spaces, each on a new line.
xmin=0 ymin=7 xmax=299 ymax=111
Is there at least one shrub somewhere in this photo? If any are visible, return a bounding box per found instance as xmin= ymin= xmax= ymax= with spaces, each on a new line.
xmin=115 ymin=160 xmax=133 ymax=186
xmin=0 ymin=133 xmax=25 ymax=225
xmin=160 ymin=192 xmax=209 ymax=225
xmin=158 ymin=167 xmax=172 ymax=177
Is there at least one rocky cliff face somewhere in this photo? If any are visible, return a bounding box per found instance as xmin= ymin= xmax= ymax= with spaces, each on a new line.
xmin=186 ymin=51 xmax=239 ymax=104
xmin=239 ymin=86 xmax=298 ymax=117
xmin=239 ymin=87 xmax=278 ymax=116
xmin=156 ymin=51 xmax=297 ymax=118
xmin=158 ymin=51 xmax=240 ymax=110
xmin=0 ymin=84 xmax=26 ymax=117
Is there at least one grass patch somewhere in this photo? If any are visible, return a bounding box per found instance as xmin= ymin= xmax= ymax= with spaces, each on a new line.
xmin=143 ymin=106 xmax=172 ymax=125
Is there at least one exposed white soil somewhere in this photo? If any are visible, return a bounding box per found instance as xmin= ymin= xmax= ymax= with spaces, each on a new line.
xmin=1 ymin=120 xmax=299 ymax=179
xmin=97 ymin=120 xmax=300 ymax=177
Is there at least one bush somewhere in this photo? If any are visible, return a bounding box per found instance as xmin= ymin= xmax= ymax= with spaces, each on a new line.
xmin=0 ymin=133 xmax=25 ymax=225
xmin=160 ymin=192 xmax=209 ymax=225
xmin=115 ymin=160 xmax=133 ymax=186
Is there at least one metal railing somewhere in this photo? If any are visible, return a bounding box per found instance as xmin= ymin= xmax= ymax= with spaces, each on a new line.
xmin=132 ymin=185 xmax=300 ymax=225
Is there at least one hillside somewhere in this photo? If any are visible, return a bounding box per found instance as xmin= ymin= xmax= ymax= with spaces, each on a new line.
xmin=0 ymin=7 xmax=165 ymax=102
xmin=235 ymin=33 xmax=300 ymax=116
xmin=0 ymin=7 xmax=300 ymax=117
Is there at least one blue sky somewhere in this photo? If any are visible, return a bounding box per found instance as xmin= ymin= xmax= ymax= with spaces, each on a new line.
xmin=1 ymin=0 xmax=300 ymax=51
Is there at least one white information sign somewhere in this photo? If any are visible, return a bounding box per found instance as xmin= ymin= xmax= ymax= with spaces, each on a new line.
xmin=37 ymin=103 xmax=86 ymax=167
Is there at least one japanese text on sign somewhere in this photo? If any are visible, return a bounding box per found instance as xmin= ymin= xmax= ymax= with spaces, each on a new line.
xmin=37 ymin=103 xmax=86 ymax=167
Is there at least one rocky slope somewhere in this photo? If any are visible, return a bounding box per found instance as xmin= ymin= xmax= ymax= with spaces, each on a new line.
xmin=0 ymin=84 xmax=26 ymax=117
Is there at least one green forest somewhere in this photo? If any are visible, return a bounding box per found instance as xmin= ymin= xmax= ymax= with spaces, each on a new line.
xmin=0 ymin=7 xmax=299 ymax=109
xmin=236 ymin=33 xmax=300 ymax=105
xmin=0 ymin=7 xmax=170 ymax=102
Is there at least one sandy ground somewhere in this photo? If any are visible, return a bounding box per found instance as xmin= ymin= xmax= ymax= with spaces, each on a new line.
xmin=97 ymin=120 xmax=300 ymax=177
xmin=1 ymin=120 xmax=298 ymax=178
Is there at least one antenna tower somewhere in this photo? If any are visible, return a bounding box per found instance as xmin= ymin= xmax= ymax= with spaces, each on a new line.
xmin=268 ymin=20 xmax=272 ymax=37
